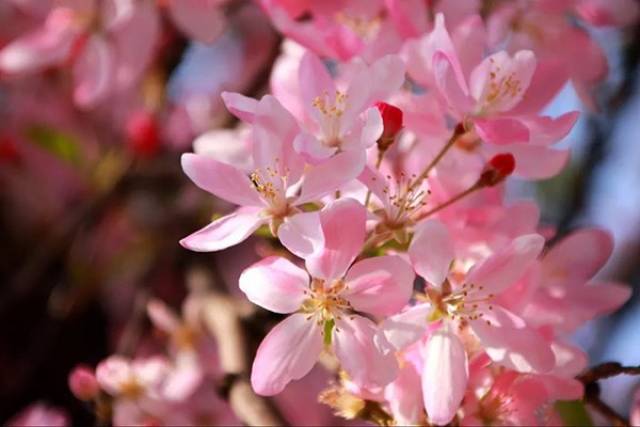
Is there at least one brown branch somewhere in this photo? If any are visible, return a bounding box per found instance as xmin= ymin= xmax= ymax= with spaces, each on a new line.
xmin=578 ymin=362 xmax=640 ymax=384
xmin=577 ymin=362 xmax=640 ymax=427
xmin=187 ymin=267 xmax=286 ymax=427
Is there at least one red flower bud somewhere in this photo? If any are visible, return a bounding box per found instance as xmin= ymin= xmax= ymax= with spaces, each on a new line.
xmin=478 ymin=153 xmax=516 ymax=187
xmin=375 ymin=102 xmax=403 ymax=149
xmin=489 ymin=153 xmax=516 ymax=177
xmin=0 ymin=135 xmax=20 ymax=165
xmin=68 ymin=365 xmax=99 ymax=401
xmin=126 ymin=111 xmax=160 ymax=158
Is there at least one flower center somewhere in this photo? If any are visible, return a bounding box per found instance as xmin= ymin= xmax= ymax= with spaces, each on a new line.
xmin=312 ymin=91 xmax=347 ymax=146
xmin=479 ymin=57 xmax=524 ymax=113
xmin=300 ymin=279 xmax=351 ymax=324
xmin=380 ymin=172 xmax=428 ymax=228
xmin=120 ymin=378 xmax=145 ymax=399
xmin=335 ymin=12 xmax=382 ymax=40
xmin=425 ymin=283 xmax=495 ymax=326
xmin=249 ymin=163 xmax=290 ymax=215
xmin=478 ymin=392 xmax=514 ymax=425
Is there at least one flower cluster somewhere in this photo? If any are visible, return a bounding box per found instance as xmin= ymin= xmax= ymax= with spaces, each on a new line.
xmin=172 ymin=2 xmax=634 ymax=425
xmin=1 ymin=0 xmax=637 ymax=426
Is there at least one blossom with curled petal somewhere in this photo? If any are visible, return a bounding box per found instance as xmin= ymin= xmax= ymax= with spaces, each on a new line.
xmin=239 ymin=198 xmax=414 ymax=395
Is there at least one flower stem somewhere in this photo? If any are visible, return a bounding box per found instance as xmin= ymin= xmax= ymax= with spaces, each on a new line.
xmin=364 ymin=150 xmax=385 ymax=208
xmin=412 ymin=182 xmax=482 ymax=222
xmin=408 ymin=123 xmax=465 ymax=191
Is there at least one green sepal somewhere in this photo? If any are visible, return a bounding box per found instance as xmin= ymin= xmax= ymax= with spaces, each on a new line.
xmin=323 ymin=319 xmax=335 ymax=347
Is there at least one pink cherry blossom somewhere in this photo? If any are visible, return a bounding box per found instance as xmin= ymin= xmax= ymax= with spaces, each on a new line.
xmin=520 ymin=228 xmax=632 ymax=332
xmin=180 ymin=94 xmax=365 ymax=251
xmin=0 ymin=1 xmax=160 ymax=108
xmin=382 ymin=219 xmax=551 ymax=424
xmin=294 ymin=50 xmax=405 ymax=161
xmin=240 ymin=198 xmax=414 ymax=395
xmin=406 ymin=14 xmax=578 ymax=179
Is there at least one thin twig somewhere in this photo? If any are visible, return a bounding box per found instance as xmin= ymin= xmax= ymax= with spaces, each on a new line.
xmin=578 ymin=362 xmax=640 ymax=427
xmin=187 ymin=267 xmax=286 ymax=427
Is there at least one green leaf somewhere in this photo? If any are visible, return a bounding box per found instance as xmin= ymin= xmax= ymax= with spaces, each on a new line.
xmin=25 ymin=124 xmax=82 ymax=165
xmin=555 ymin=400 xmax=593 ymax=427
xmin=323 ymin=319 xmax=335 ymax=347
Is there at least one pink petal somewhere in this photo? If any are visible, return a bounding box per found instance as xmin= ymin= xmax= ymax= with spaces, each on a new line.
xmin=299 ymin=51 xmax=336 ymax=124
xmin=146 ymin=299 xmax=180 ymax=334
xmin=251 ymin=313 xmax=322 ymax=396
xmin=522 ymin=111 xmax=580 ymax=146
xmin=108 ymin=0 xmax=160 ymax=92
xmin=296 ymin=150 xmax=366 ymax=205
xmin=542 ymin=228 xmax=612 ymax=281
xmin=73 ymin=34 xmax=114 ymax=108
xmin=384 ymin=360 xmax=424 ymax=425
xmin=523 ymin=282 xmax=631 ymax=333
xmin=550 ymin=341 xmax=588 ymax=378
xmin=162 ymin=352 xmax=202 ymax=401
xmin=343 ymin=255 xmax=415 ymax=317
xmin=473 ymin=117 xmax=530 ymax=145
xmin=381 ymin=303 xmax=431 ymax=350
xmin=385 ymin=0 xmax=429 ymax=38
xmin=430 ymin=14 xmax=469 ymax=95
xmin=131 ymin=357 xmax=171 ymax=389
xmin=510 ymin=59 xmax=570 ymax=116
xmin=305 ymin=198 xmax=366 ymax=280
xmin=96 ymin=356 xmax=133 ymax=395
xmin=357 ymin=107 xmax=383 ymax=149
xmin=181 ymin=153 xmax=262 ymax=206
xmin=504 ymin=144 xmax=570 ymax=179
xmin=0 ymin=8 xmax=77 ymax=73
xmin=221 ymin=91 xmax=259 ymax=123
xmin=333 ymin=315 xmax=398 ymax=389
xmin=167 ymin=0 xmax=226 ymax=44
xmin=358 ymin=165 xmax=387 ymax=205
xmin=422 ymin=329 xmax=468 ymax=426
xmin=192 ymin=128 xmax=253 ymax=171
xmin=452 ymin=15 xmax=486 ymax=80
xmin=409 ymin=219 xmax=455 ymax=287
xmin=470 ymin=50 xmax=536 ymax=114
xmin=293 ymin=131 xmax=336 ymax=161
xmin=239 ymin=256 xmax=309 ymax=314
xmin=277 ymin=211 xmax=324 ymax=259
xmin=466 ymin=234 xmax=544 ymax=296
xmin=179 ymin=207 xmax=265 ymax=252
xmin=253 ymin=95 xmax=305 ymax=182
xmin=343 ymin=55 xmax=405 ymax=127
xmin=470 ymin=306 xmax=555 ymax=373
xmin=433 ymin=51 xmax=474 ymax=115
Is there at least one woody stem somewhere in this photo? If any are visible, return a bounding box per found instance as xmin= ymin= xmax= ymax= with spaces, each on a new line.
xmin=408 ymin=123 xmax=464 ymax=191
xmin=412 ymin=182 xmax=482 ymax=222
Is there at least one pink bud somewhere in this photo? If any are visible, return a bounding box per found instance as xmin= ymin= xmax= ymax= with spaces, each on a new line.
xmin=126 ymin=111 xmax=160 ymax=158
xmin=68 ymin=365 xmax=99 ymax=401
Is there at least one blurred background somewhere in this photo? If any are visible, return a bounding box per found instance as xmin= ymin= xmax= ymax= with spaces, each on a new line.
xmin=0 ymin=0 xmax=639 ymax=424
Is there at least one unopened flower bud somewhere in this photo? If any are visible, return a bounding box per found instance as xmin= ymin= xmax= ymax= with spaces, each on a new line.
xmin=68 ymin=365 xmax=99 ymax=401
xmin=478 ymin=153 xmax=515 ymax=187
xmin=126 ymin=111 xmax=160 ymax=158
xmin=0 ymin=136 xmax=20 ymax=165
xmin=375 ymin=101 xmax=403 ymax=151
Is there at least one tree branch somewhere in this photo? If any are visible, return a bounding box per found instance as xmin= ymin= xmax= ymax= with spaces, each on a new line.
xmin=187 ymin=266 xmax=286 ymax=427
xmin=578 ymin=362 xmax=640 ymax=427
